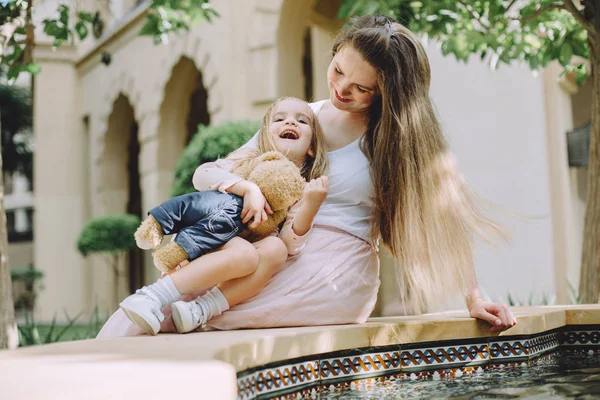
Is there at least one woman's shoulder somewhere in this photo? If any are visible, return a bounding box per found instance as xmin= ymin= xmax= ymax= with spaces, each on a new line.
xmin=308 ymin=100 xmax=327 ymax=114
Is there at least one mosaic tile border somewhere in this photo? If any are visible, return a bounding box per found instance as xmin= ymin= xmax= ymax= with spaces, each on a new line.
xmin=488 ymin=328 xmax=561 ymax=363
xmin=237 ymin=325 xmax=600 ymax=400
xmin=319 ymin=347 xmax=401 ymax=384
xmin=400 ymin=340 xmax=490 ymax=372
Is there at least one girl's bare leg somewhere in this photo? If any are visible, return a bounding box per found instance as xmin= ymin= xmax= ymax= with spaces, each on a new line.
xmin=218 ymin=236 xmax=288 ymax=307
xmin=169 ymin=236 xmax=259 ymax=294
xmin=120 ymin=235 xmax=285 ymax=335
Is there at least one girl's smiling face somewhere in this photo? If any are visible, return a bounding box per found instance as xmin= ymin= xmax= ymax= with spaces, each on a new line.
xmin=268 ymin=98 xmax=315 ymax=166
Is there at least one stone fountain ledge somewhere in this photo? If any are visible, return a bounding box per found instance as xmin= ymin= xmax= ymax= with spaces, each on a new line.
xmin=0 ymin=305 xmax=598 ymax=400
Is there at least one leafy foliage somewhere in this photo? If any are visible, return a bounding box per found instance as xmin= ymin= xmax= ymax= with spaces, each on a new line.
xmin=339 ymin=0 xmax=591 ymax=84
xmin=140 ymin=0 xmax=220 ymax=45
xmin=0 ymin=0 xmax=219 ymax=80
xmin=10 ymin=266 xmax=42 ymax=283
xmin=42 ymin=6 xmax=105 ymax=49
xmin=171 ymin=120 xmax=260 ymax=197
xmin=76 ymin=214 xmax=140 ymax=257
xmin=17 ymin=305 xmax=106 ymax=347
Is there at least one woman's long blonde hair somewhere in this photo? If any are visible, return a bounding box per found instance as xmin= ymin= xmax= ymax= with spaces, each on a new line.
xmin=334 ymin=16 xmax=506 ymax=313
xmin=231 ymin=97 xmax=328 ymax=181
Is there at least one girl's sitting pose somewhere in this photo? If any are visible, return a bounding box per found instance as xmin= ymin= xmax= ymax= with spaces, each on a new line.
xmin=116 ymin=97 xmax=329 ymax=335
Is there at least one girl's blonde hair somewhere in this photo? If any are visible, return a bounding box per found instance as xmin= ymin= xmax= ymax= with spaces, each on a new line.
xmin=255 ymin=97 xmax=328 ymax=181
xmin=334 ymin=16 xmax=506 ymax=313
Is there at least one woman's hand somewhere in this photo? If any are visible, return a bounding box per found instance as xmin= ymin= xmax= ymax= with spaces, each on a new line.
xmin=468 ymin=297 xmax=517 ymax=333
xmin=303 ymin=176 xmax=329 ymax=210
xmin=240 ymin=182 xmax=273 ymax=229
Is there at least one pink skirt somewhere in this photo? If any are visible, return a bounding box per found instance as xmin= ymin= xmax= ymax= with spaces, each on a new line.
xmin=97 ymin=226 xmax=380 ymax=338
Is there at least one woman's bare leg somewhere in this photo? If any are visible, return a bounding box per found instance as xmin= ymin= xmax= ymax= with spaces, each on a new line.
xmin=218 ymin=236 xmax=288 ymax=307
xmin=169 ymin=236 xmax=259 ymax=294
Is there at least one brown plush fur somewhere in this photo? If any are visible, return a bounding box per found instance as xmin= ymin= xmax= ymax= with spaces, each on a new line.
xmin=134 ymin=215 xmax=164 ymax=249
xmin=235 ymin=151 xmax=305 ymax=237
xmin=152 ymin=241 xmax=190 ymax=274
xmin=134 ymin=151 xmax=305 ymax=273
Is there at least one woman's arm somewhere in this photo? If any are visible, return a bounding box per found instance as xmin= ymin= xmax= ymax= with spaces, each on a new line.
xmin=465 ymin=273 xmax=517 ymax=332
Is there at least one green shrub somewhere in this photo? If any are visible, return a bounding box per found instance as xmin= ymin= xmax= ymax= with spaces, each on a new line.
xmin=171 ymin=120 xmax=260 ymax=197
xmin=10 ymin=266 xmax=43 ymax=283
xmin=76 ymin=214 xmax=141 ymax=256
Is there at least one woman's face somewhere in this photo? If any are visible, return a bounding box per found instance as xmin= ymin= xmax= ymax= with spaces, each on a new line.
xmin=327 ymin=45 xmax=379 ymax=113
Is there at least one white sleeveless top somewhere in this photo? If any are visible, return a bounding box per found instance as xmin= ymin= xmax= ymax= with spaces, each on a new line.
xmin=244 ymin=100 xmax=374 ymax=244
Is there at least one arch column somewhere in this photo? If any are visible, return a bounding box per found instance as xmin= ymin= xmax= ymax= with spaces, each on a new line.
xmin=33 ymin=44 xmax=88 ymax=321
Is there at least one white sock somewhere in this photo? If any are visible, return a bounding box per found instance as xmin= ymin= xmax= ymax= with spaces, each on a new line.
xmin=195 ymin=286 xmax=230 ymax=321
xmin=145 ymin=276 xmax=182 ymax=308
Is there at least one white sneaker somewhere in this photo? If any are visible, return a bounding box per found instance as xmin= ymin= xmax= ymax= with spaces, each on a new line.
xmin=119 ymin=288 xmax=165 ymax=336
xmin=171 ymin=300 xmax=206 ymax=333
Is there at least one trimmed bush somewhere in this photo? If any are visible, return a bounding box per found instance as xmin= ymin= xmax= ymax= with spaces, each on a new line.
xmin=171 ymin=120 xmax=260 ymax=197
xmin=76 ymin=214 xmax=141 ymax=256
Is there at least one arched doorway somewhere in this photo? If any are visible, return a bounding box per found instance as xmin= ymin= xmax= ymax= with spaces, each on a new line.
xmin=102 ymin=94 xmax=144 ymax=298
xmin=156 ymin=56 xmax=210 ymax=196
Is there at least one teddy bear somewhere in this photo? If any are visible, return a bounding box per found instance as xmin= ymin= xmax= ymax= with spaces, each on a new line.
xmin=134 ymin=151 xmax=306 ymax=274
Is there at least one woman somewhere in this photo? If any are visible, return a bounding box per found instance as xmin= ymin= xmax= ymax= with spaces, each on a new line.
xmin=98 ymin=15 xmax=516 ymax=338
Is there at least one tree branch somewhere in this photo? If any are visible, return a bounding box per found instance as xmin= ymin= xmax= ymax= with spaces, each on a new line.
xmin=563 ymin=0 xmax=596 ymax=34
xmin=505 ymin=0 xmax=519 ymax=13
xmin=457 ymin=0 xmax=491 ymax=32
xmin=519 ymin=3 xmax=564 ymax=25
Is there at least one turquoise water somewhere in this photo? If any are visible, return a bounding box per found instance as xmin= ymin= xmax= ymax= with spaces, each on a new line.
xmin=318 ymin=350 xmax=600 ymax=399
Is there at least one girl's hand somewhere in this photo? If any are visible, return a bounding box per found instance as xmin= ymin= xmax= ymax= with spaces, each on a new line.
xmin=468 ymin=298 xmax=517 ymax=333
xmin=241 ymin=182 xmax=273 ymax=229
xmin=303 ymin=176 xmax=329 ymax=210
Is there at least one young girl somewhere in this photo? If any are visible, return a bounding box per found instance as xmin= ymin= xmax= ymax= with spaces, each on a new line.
xmin=112 ymin=97 xmax=329 ymax=336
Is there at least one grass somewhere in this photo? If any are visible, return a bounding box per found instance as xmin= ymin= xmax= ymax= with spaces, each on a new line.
xmin=32 ymin=324 xmax=100 ymax=342
xmin=17 ymin=305 xmax=106 ymax=347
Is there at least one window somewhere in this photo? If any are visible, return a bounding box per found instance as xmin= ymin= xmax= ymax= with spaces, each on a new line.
xmin=4 ymin=172 xmax=13 ymax=195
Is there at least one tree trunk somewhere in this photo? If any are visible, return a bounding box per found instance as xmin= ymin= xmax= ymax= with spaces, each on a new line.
xmin=579 ymin=20 xmax=600 ymax=303
xmin=0 ymin=109 xmax=18 ymax=350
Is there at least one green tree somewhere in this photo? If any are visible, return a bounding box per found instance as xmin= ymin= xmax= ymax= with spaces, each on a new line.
xmin=77 ymin=214 xmax=141 ymax=306
xmin=1 ymin=0 xmax=219 ymax=80
xmin=0 ymin=0 xmax=218 ymax=349
xmin=339 ymin=0 xmax=600 ymax=303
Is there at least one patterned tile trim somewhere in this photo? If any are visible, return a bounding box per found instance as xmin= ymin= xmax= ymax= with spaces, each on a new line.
xmin=237 ymin=371 xmax=257 ymax=400
xmin=236 ymin=325 xmax=600 ymax=399
xmin=254 ymin=360 xmax=319 ymax=398
xmin=400 ymin=343 xmax=489 ymax=371
xmin=489 ymin=330 xmax=561 ymax=363
xmin=488 ymin=339 xmax=528 ymax=362
xmin=528 ymin=331 xmax=560 ymax=359
xmin=320 ymin=350 xmax=401 ymax=383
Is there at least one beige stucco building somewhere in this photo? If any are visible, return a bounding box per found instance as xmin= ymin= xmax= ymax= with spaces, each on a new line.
xmin=28 ymin=0 xmax=591 ymax=322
